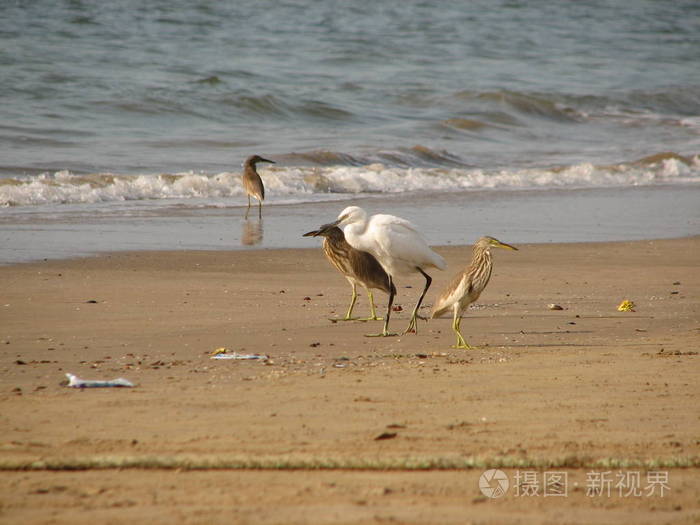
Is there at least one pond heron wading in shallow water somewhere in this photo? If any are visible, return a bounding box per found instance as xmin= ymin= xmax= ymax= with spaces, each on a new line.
xmin=303 ymin=223 xmax=394 ymax=321
xmin=331 ymin=206 xmax=446 ymax=337
xmin=431 ymin=236 xmax=517 ymax=349
xmin=242 ymin=154 xmax=275 ymax=219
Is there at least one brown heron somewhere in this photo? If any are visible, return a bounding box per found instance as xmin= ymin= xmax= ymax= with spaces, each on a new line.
xmin=242 ymin=154 xmax=275 ymax=219
xmin=431 ymin=236 xmax=517 ymax=349
xmin=330 ymin=206 xmax=446 ymax=337
xmin=304 ymin=223 xmax=394 ymax=321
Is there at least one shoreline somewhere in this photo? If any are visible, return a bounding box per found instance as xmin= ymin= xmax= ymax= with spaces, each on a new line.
xmin=1 ymin=233 xmax=699 ymax=269
xmin=2 ymin=184 xmax=699 ymax=264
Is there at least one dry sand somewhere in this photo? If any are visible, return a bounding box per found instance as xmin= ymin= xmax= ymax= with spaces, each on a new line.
xmin=1 ymin=237 xmax=698 ymax=524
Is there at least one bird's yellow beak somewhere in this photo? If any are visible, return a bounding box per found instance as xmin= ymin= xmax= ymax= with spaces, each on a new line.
xmin=494 ymin=240 xmax=518 ymax=251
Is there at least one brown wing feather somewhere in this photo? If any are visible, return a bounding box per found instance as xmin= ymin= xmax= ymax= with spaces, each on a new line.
xmin=431 ymin=271 xmax=465 ymax=318
xmin=243 ymin=169 xmax=264 ymax=201
xmin=347 ymin=249 xmax=392 ymax=294
xmin=322 ymin=227 xmax=391 ymax=294
xmin=431 ymin=240 xmax=494 ymax=318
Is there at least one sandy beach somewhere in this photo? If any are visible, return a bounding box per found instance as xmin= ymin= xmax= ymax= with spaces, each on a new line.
xmin=1 ymin=237 xmax=698 ymax=524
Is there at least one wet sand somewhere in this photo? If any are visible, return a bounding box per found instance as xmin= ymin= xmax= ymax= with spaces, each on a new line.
xmin=2 ymin=184 xmax=700 ymax=264
xmin=0 ymin=238 xmax=698 ymax=523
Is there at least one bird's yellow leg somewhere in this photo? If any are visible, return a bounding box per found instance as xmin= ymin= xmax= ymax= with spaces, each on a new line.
xmin=357 ymin=290 xmax=382 ymax=321
xmin=403 ymin=297 xmax=423 ymax=334
xmin=452 ymin=315 xmax=474 ymax=349
xmin=365 ymin=323 xmax=397 ymax=338
xmin=329 ymin=284 xmax=361 ymax=322
xmin=365 ymin=305 xmax=398 ymax=336
xmin=340 ymin=284 xmax=359 ymax=321
xmin=404 ymin=311 xmax=419 ymax=334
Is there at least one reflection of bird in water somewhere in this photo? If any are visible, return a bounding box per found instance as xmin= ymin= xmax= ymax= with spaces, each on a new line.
xmin=432 ymin=236 xmax=517 ymax=349
xmin=241 ymin=219 xmax=263 ymax=246
xmin=304 ymin=222 xmax=394 ymax=321
xmin=331 ymin=206 xmax=446 ymax=337
xmin=242 ymin=154 xmax=275 ymax=219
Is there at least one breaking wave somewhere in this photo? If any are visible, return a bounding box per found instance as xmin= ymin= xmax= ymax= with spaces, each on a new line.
xmin=1 ymin=152 xmax=698 ymax=208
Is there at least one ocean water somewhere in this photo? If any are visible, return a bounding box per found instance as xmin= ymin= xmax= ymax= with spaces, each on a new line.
xmin=1 ymin=0 xmax=699 ymax=262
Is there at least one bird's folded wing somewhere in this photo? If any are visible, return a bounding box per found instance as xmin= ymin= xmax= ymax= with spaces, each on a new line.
xmin=431 ymin=273 xmax=468 ymax=318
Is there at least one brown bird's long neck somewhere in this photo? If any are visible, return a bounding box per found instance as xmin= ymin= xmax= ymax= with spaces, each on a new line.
xmin=468 ymin=245 xmax=493 ymax=291
xmin=323 ymin=237 xmax=351 ymax=275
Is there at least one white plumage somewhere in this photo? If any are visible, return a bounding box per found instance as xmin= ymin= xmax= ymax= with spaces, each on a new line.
xmin=334 ymin=206 xmax=445 ymax=336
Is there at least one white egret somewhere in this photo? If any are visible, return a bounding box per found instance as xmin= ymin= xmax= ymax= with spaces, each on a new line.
xmin=331 ymin=206 xmax=446 ymax=336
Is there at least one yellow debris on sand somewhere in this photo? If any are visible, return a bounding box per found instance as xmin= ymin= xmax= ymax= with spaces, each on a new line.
xmin=617 ymin=299 xmax=636 ymax=312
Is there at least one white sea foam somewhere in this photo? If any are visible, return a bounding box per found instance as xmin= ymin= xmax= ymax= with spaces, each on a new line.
xmin=1 ymin=157 xmax=699 ymax=208
xmin=679 ymin=117 xmax=700 ymax=131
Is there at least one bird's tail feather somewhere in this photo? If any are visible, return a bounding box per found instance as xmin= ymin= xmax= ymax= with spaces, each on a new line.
xmin=431 ymin=251 xmax=447 ymax=271
xmin=431 ymin=303 xmax=450 ymax=319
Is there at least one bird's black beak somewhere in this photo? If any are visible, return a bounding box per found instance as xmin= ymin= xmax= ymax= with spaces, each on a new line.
xmin=302 ymin=221 xmax=337 ymax=237
xmin=259 ymin=157 xmax=275 ymax=164
xmin=320 ymin=221 xmax=343 ymax=233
